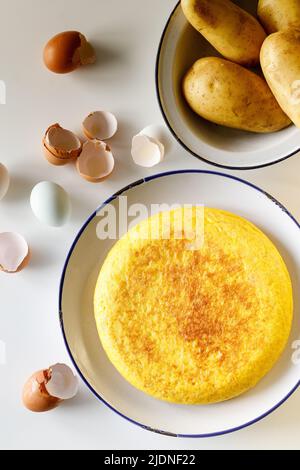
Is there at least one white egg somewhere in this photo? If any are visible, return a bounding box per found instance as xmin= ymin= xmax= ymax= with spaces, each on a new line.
xmin=30 ymin=182 xmax=71 ymax=227
xmin=0 ymin=163 xmax=10 ymax=201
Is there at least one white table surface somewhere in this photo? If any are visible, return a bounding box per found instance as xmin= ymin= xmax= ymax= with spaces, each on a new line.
xmin=0 ymin=0 xmax=299 ymax=451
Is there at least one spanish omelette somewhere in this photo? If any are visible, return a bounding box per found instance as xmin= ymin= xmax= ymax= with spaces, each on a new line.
xmin=94 ymin=208 xmax=293 ymax=405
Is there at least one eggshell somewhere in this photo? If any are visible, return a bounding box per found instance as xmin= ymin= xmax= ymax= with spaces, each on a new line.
xmin=43 ymin=31 xmax=96 ymax=74
xmin=0 ymin=232 xmax=30 ymax=274
xmin=22 ymin=370 xmax=61 ymax=413
xmin=76 ymin=140 xmax=115 ymax=183
xmin=82 ymin=111 xmax=118 ymax=141
xmin=30 ymin=182 xmax=71 ymax=227
xmin=131 ymin=124 xmax=167 ymax=168
xmin=22 ymin=365 xmax=78 ymax=413
xmin=43 ymin=124 xmax=82 ymax=166
xmin=45 ymin=364 xmax=78 ymax=400
xmin=131 ymin=135 xmax=164 ymax=168
xmin=0 ymin=163 xmax=9 ymax=201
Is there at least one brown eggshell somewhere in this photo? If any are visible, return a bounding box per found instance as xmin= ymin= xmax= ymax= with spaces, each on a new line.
xmin=82 ymin=129 xmax=95 ymax=142
xmin=22 ymin=370 xmax=61 ymax=413
xmin=43 ymin=31 xmax=96 ymax=74
xmin=72 ymin=34 xmax=96 ymax=66
xmin=43 ymin=124 xmax=82 ymax=166
xmin=77 ymin=171 xmax=113 ymax=184
xmin=76 ymin=140 xmax=115 ymax=183
xmin=43 ymin=143 xmax=70 ymax=166
xmin=82 ymin=111 xmax=118 ymax=141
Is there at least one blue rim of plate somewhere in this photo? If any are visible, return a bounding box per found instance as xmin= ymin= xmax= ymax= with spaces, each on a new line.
xmin=59 ymin=170 xmax=300 ymax=438
xmin=155 ymin=1 xmax=300 ymax=171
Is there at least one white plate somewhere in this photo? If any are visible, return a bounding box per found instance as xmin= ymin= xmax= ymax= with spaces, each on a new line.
xmin=60 ymin=171 xmax=300 ymax=437
xmin=156 ymin=1 xmax=300 ymax=170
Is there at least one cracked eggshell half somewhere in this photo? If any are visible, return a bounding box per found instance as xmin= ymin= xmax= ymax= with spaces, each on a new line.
xmin=131 ymin=135 xmax=164 ymax=168
xmin=22 ymin=370 xmax=61 ymax=413
xmin=76 ymin=140 xmax=115 ymax=183
xmin=45 ymin=364 xmax=79 ymax=401
xmin=22 ymin=364 xmax=78 ymax=413
xmin=0 ymin=232 xmax=30 ymax=274
xmin=30 ymin=182 xmax=71 ymax=227
xmin=82 ymin=111 xmax=118 ymax=141
xmin=43 ymin=31 xmax=96 ymax=74
xmin=131 ymin=124 xmax=167 ymax=168
xmin=0 ymin=163 xmax=9 ymax=201
xmin=43 ymin=124 xmax=82 ymax=166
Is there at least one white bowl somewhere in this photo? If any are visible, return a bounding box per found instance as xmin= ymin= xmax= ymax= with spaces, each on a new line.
xmin=60 ymin=171 xmax=300 ymax=437
xmin=156 ymin=1 xmax=300 ymax=169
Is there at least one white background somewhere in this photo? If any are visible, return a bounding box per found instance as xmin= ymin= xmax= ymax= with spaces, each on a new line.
xmin=0 ymin=0 xmax=299 ymax=450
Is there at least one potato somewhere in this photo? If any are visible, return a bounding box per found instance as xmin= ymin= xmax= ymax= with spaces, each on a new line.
xmin=261 ymin=29 xmax=300 ymax=128
xmin=181 ymin=0 xmax=266 ymax=66
xmin=258 ymin=0 xmax=300 ymax=34
xmin=183 ymin=57 xmax=291 ymax=133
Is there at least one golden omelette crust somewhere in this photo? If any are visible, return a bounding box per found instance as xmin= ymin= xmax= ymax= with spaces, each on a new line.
xmin=94 ymin=208 xmax=293 ymax=404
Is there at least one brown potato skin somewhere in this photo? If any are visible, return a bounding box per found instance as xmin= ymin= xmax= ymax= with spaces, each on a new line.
xmin=183 ymin=57 xmax=291 ymax=133
xmin=181 ymin=0 xmax=266 ymax=67
xmin=258 ymin=0 xmax=300 ymax=34
xmin=261 ymin=29 xmax=300 ymax=128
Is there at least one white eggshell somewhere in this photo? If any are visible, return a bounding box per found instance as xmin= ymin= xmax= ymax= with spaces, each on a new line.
xmin=131 ymin=123 xmax=172 ymax=168
xmin=0 ymin=163 xmax=10 ymax=201
xmin=45 ymin=364 xmax=79 ymax=400
xmin=30 ymin=182 xmax=71 ymax=227
xmin=0 ymin=232 xmax=29 ymax=273
xmin=131 ymin=135 xmax=164 ymax=168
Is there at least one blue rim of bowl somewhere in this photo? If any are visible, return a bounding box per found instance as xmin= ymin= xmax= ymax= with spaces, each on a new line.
xmin=59 ymin=169 xmax=300 ymax=438
xmin=155 ymin=1 xmax=300 ymax=171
